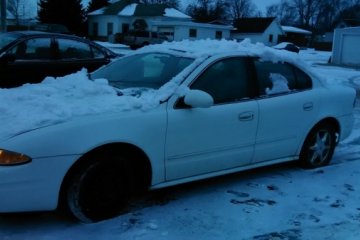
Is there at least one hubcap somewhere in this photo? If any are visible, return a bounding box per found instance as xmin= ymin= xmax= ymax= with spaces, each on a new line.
xmin=309 ymin=130 xmax=331 ymax=166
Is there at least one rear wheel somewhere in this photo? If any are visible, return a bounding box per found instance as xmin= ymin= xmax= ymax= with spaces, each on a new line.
xmin=66 ymin=157 xmax=130 ymax=223
xmin=299 ymin=124 xmax=336 ymax=168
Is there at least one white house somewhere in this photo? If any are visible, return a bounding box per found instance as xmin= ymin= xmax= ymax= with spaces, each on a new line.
xmin=332 ymin=27 xmax=360 ymax=66
xmin=149 ymin=21 xmax=232 ymax=41
xmin=88 ymin=0 xmax=232 ymax=42
xmin=231 ymin=17 xmax=284 ymax=46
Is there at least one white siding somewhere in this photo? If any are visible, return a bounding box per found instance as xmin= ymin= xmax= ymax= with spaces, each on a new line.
xmin=332 ymin=27 xmax=360 ymax=66
xmin=88 ymin=15 xmax=231 ymax=41
xmin=263 ymin=21 xmax=283 ymax=46
xmin=88 ymin=15 xmax=131 ymax=37
xmin=231 ymin=20 xmax=283 ymax=46
xmin=172 ymin=26 xmax=230 ymax=41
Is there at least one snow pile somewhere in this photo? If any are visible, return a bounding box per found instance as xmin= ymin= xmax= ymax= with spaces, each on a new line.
xmin=266 ymin=73 xmax=291 ymax=95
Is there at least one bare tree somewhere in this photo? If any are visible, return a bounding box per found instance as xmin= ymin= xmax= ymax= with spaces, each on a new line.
xmin=226 ymin=0 xmax=256 ymax=19
xmin=140 ymin=0 xmax=180 ymax=9
xmin=186 ymin=0 xmax=228 ymax=23
xmin=266 ymin=0 xmax=296 ymax=25
xmin=7 ymin=0 xmax=31 ymax=25
xmin=314 ymin=0 xmax=349 ymax=31
xmin=1 ymin=0 xmax=6 ymax=32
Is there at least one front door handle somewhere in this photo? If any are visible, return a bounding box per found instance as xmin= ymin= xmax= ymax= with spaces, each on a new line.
xmin=303 ymin=102 xmax=313 ymax=111
xmin=239 ymin=111 xmax=254 ymax=121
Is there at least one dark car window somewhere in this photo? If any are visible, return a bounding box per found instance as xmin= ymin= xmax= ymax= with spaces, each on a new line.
xmin=254 ymin=60 xmax=312 ymax=96
xmin=0 ymin=32 xmax=20 ymax=50
xmin=7 ymin=38 xmax=52 ymax=60
xmin=91 ymin=46 xmax=106 ymax=59
xmin=294 ymin=67 xmax=312 ymax=90
xmin=57 ymin=38 xmax=92 ymax=59
xmin=190 ymin=57 xmax=253 ymax=104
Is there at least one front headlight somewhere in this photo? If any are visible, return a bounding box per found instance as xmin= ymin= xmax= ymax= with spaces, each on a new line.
xmin=0 ymin=149 xmax=31 ymax=166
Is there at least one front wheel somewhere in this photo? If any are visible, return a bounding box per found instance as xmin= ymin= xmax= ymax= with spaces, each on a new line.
xmin=66 ymin=158 xmax=130 ymax=223
xmin=299 ymin=124 xmax=336 ymax=168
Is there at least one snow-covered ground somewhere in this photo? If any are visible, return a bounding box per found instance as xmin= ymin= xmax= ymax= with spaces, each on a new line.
xmin=0 ymin=46 xmax=360 ymax=240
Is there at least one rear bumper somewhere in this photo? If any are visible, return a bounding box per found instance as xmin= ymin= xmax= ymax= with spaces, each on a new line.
xmin=338 ymin=113 xmax=354 ymax=142
xmin=0 ymin=155 xmax=78 ymax=213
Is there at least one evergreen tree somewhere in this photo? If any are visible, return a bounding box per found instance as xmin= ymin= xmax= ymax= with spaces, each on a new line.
xmin=87 ymin=0 xmax=110 ymax=14
xmin=38 ymin=0 xmax=86 ymax=35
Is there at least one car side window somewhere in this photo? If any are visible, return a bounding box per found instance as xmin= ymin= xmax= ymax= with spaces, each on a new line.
xmin=254 ymin=60 xmax=312 ymax=97
xmin=190 ymin=57 xmax=253 ymax=104
xmin=57 ymin=38 xmax=92 ymax=59
xmin=294 ymin=67 xmax=312 ymax=90
xmin=91 ymin=46 xmax=106 ymax=59
xmin=8 ymin=38 xmax=52 ymax=60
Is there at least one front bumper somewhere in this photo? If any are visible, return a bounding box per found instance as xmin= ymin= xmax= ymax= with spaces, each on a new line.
xmin=0 ymin=154 xmax=79 ymax=213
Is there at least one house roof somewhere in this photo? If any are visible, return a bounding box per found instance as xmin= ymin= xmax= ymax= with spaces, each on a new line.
xmin=134 ymin=4 xmax=166 ymax=17
xmin=7 ymin=10 xmax=15 ymax=20
xmin=282 ymin=26 xmax=312 ymax=35
xmin=103 ymin=0 xmax=138 ymax=15
xmin=232 ymin=17 xmax=276 ymax=33
xmin=89 ymin=0 xmax=190 ymax=18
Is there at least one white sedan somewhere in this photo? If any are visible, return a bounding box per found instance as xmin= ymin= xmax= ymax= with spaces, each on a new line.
xmin=0 ymin=40 xmax=355 ymax=223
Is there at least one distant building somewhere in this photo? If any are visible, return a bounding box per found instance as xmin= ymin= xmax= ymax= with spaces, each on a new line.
xmin=0 ymin=10 xmax=14 ymax=31
xmin=231 ymin=17 xmax=284 ymax=46
xmin=332 ymin=27 xmax=360 ymax=66
xmin=280 ymin=26 xmax=312 ymax=46
xmin=87 ymin=0 xmax=232 ymax=42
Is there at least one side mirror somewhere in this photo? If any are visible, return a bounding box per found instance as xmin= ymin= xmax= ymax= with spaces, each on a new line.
xmin=184 ymin=90 xmax=214 ymax=108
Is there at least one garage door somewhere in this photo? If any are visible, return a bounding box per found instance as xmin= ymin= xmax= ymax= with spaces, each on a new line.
xmin=158 ymin=27 xmax=175 ymax=41
xmin=341 ymin=34 xmax=360 ymax=65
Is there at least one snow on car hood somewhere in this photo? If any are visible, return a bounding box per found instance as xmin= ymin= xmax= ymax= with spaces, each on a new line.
xmin=0 ymin=39 xmax=314 ymax=141
xmin=0 ymin=69 xmax=188 ymax=141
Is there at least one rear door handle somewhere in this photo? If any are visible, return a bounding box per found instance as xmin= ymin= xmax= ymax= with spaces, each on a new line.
xmin=303 ymin=102 xmax=313 ymax=111
xmin=239 ymin=112 xmax=254 ymax=121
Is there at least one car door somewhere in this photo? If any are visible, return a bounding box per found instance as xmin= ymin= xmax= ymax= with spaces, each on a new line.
xmin=165 ymin=57 xmax=259 ymax=181
xmin=1 ymin=37 xmax=53 ymax=87
xmin=55 ymin=37 xmax=109 ymax=76
xmin=252 ymin=59 xmax=320 ymax=163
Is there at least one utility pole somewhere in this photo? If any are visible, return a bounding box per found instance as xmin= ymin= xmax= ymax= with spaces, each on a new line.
xmin=0 ymin=0 xmax=6 ymax=32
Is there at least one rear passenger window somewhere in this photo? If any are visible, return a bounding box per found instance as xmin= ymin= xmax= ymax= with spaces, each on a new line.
xmin=58 ymin=38 xmax=92 ymax=59
xmin=254 ymin=60 xmax=312 ymax=96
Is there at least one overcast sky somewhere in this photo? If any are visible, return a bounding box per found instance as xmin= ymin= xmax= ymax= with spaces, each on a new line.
xmin=27 ymin=0 xmax=280 ymax=18
xmin=252 ymin=0 xmax=280 ymax=13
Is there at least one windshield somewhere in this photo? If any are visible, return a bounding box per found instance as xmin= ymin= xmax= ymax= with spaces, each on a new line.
xmin=91 ymin=52 xmax=194 ymax=89
xmin=0 ymin=32 xmax=21 ymax=50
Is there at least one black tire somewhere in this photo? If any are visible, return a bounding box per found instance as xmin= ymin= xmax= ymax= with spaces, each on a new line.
xmin=66 ymin=157 xmax=130 ymax=223
xmin=299 ymin=124 xmax=336 ymax=168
